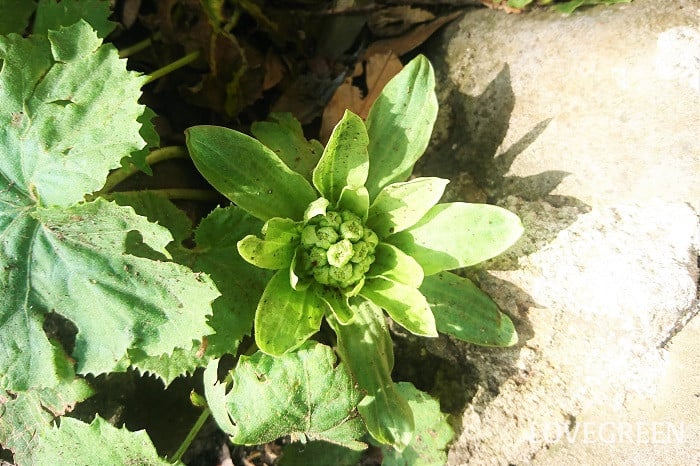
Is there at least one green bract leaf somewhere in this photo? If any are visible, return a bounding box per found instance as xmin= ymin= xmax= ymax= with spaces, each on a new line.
xmin=388 ymin=202 xmax=524 ymax=275
xmin=328 ymin=301 xmax=414 ymax=450
xmin=381 ymin=382 xmax=455 ymax=466
xmin=367 ymin=177 xmax=449 ymax=238
xmin=255 ymin=270 xmax=325 ymax=355
xmin=365 ymin=55 xmax=438 ymax=199
xmin=337 ymin=185 xmax=370 ymax=221
xmin=251 ymin=112 xmax=324 ymax=183
xmin=238 ymin=218 xmax=300 ymax=270
xmin=186 ymin=125 xmax=317 ymax=221
xmin=312 ymin=110 xmax=369 ymax=204
xmin=0 ymin=20 xmax=147 ymax=206
xmin=361 ymin=277 xmax=437 ymax=337
xmin=204 ymin=342 xmax=366 ymax=449
xmin=0 ymin=0 xmax=36 ymax=35
xmin=369 ymin=243 xmax=424 ymax=288
xmin=420 ymin=271 xmax=518 ymax=347
xmin=317 ymin=287 xmax=355 ymax=324
xmin=32 ymin=416 xmax=177 ymax=465
xmin=34 ymin=0 xmax=116 ymax=38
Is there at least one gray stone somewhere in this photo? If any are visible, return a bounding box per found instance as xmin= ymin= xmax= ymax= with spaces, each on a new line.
xmin=412 ymin=0 xmax=700 ymax=464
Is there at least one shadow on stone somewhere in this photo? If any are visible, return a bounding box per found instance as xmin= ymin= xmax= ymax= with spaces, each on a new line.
xmin=395 ymin=62 xmax=587 ymax=433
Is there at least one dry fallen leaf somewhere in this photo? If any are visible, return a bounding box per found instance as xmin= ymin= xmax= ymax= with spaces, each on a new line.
xmin=319 ymin=51 xmax=403 ymax=143
xmin=368 ymin=6 xmax=435 ymax=37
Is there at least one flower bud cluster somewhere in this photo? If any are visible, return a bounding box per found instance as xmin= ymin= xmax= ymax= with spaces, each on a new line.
xmin=299 ymin=209 xmax=378 ymax=289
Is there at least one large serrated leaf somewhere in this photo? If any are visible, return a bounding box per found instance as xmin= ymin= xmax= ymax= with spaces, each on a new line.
xmin=0 ymin=20 xmax=146 ymax=206
xmin=204 ymin=342 xmax=366 ymax=450
xmin=0 ymin=22 xmax=219 ymax=393
xmin=112 ymin=193 xmax=271 ymax=382
xmin=32 ymin=416 xmax=179 ymax=465
xmin=0 ymin=378 xmax=92 ymax=465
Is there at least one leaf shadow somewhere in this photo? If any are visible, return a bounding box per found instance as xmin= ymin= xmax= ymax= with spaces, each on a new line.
xmin=397 ymin=62 xmax=593 ymax=431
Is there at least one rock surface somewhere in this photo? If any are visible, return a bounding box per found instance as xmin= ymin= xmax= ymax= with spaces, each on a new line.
xmin=413 ymin=0 xmax=700 ymax=464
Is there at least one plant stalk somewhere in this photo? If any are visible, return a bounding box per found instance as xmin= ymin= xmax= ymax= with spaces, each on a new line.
xmin=118 ymin=32 xmax=162 ymax=58
xmin=144 ymin=50 xmax=201 ymax=84
xmin=100 ymin=146 xmax=189 ymax=194
xmin=170 ymin=407 xmax=211 ymax=464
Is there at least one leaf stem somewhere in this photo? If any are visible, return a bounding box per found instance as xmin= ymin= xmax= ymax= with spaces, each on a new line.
xmin=103 ymin=189 xmax=222 ymax=202
xmin=170 ymin=407 xmax=211 ymax=464
xmin=119 ymin=32 xmax=162 ymax=59
xmin=144 ymin=50 xmax=201 ymax=85
xmin=100 ymin=146 xmax=189 ymax=194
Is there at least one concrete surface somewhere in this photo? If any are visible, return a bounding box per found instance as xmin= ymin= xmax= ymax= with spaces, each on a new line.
xmin=416 ymin=0 xmax=700 ymax=464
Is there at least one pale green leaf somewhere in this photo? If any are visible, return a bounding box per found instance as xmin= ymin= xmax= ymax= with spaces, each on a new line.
xmin=251 ymin=112 xmax=324 ymax=182
xmin=238 ymin=218 xmax=300 ymax=270
xmin=280 ymin=441 xmax=363 ymax=466
xmin=317 ymin=286 xmax=354 ymax=324
xmin=365 ymin=55 xmax=438 ymax=199
xmin=186 ymin=125 xmax=317 ymax=221
xmin=367 ymin=177 xmax=448 ymax=238
xmin=361 ymin=277 xmax=437 ymax=337
xmin=337 ymin=185 xmax=369 ymax=220
xmin=420 ymin=271 xmax=518 ymax=347
xmin=381 ymin=382 xmax=455 ymax=466
xmin=388 ymin=202 xmax=523 ymax=275
xmin=255 ymin=270 xmax=325 ymax=355
xmin=0 ymin=20 xmax=147 ymax=206
xmin=34 ymin=0 xmax=116 ymax=38
xmin=368 ymin=242 xmax=424 ymax=288
xmin=127 ymin=343 xmax=206 ymax=386
xmin=312 ymin=110 xmax=369 ymax=204
xmin=32 ymin=416 xmax=178 ymax=465
xmin=206 ymin=342 xmax=366 ymax=450
xmin=328 ymin=300 xmax=414 ymax=450
xmin=0 ymin=0 xmax=36 ymax=35
xmin=554 ymin=0 xmax=631 ymax=14
xmin=304 ymin=196 xmax=330 ymax=221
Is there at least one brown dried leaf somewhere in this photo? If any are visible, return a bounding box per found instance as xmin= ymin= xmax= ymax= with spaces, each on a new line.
xmin=368 ymin=6 xmax=435 ymax=37
xmin=365 ymin=11 xmax=463 ymax=58
xmin=319 ymin=51 xmax=403 ymax=143
xmin=263 ymin=50 xmax=285 ymax=91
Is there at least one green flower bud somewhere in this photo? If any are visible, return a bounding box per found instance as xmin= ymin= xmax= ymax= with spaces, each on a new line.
xmin=329 ymin=263 xmax=353 ymax=285
xmin=340 ymin=219 xmax=363 ymax=241
xmin=327 ymin=239 xmax=353 ymax=267
xmin=298 ymin=207 xmax=378 ymax=291
xmin=309 ymin=247 xmax=328 ymax=267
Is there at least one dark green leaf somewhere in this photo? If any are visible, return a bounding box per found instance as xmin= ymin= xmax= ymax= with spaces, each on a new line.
xmin=251 ymin=112 xmax=324 ymax=182
xmin=420 ymin=271 xmax=517 ymax=347
xmin=0 ymin=0 xmax=36 ymax=35
xmin=34 ymin=0 xmax=116 ymax=38
xmin=280 ymin=441 xmax=364 ymax=466
xmin=186 ymin=125 xmax=317 ymax=221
